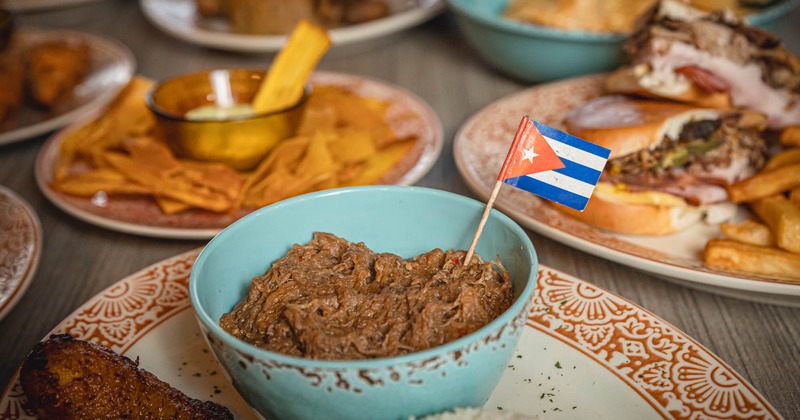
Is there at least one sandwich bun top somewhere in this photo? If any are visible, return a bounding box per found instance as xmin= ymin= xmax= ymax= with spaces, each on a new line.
xmin=564 ymin=95 xmax=721 ymax=159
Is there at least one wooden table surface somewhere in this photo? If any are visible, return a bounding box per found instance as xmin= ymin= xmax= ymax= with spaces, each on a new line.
xmin=1 ymin=0 xmax=799 ymax=418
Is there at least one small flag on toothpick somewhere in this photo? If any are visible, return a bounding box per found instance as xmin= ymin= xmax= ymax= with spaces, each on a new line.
xmin=499 ymin=116 xmax=610 ymax=212
xmin=464 ymin=116 xmax=610 ymax=264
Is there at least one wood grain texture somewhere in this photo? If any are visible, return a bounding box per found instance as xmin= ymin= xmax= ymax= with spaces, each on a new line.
xmin=1 ymin=0 xmax=799 ymax=417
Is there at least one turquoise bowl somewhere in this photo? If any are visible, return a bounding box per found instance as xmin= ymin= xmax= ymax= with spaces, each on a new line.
xmin=190 ymin=186 xmax=538 ymax=420
xmin=448 ymin=0 xmax=799 ymax=83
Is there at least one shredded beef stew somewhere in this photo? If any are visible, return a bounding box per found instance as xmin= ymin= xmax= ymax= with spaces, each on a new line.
xmin=219 ymin=232 xmax=513 ymax=360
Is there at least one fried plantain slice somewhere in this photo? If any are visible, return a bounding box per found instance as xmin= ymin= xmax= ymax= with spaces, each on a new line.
xmin=20 ymin=334 xmax=233 ymax=419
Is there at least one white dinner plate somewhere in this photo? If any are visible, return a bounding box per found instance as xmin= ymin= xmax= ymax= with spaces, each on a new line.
xmin=0 ymin=186 xmax=41 ymax=322
xmin=140 ymin=0 xmax=445 ymax=53
xmin=453 ymin=74 xmax=800 ymax=308
xmin=0 ymin=28 xmax=135 ymax=146
xmin=35 ymin=71 xmax=444 ymax=240
xmin=0 ymin=249 xmax=778 ymax=418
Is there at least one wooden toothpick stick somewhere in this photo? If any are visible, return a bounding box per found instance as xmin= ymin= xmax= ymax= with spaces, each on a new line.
xmin=464 ymin=180 xmax=504 ymax=265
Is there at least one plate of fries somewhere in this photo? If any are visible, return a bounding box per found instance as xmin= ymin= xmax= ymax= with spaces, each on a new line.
xmin=35 ymin=71 xmax=443 ymax=239
xmin=455 ymin=74 xmax=800 ymax=307
xmin=703 ymin=126 xmax=800 ymax=283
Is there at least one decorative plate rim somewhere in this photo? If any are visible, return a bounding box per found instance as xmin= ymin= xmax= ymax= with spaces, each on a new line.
xmin=0 ymin=249 xmax=778 ymax=419
xmin=0 ymin=186 xmax=42 ymax=322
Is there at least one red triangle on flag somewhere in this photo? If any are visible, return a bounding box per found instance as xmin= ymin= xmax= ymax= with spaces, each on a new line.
xmin=498 ymin=116 xmax=565 ymax=181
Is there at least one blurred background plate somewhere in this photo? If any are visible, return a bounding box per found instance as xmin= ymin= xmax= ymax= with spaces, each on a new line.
xmin=0 ymin=28 xmax=135 ymax=146
xmin=140 ymin=0 xmax=445 ymax=53
xmin=0 ymin=250 xmax=778 ymax=418
xmin=0 ymin=185 xmax=41 ymax=322
xmin=454 ymin=74 xmax=800 ymax=307
xmin=447 ymin=0 xmax=800 ymax=83
xmin=0 ymin=0 xmax=108 ymax=12
xmin=35 ymin=71 xmax=444 ymax=240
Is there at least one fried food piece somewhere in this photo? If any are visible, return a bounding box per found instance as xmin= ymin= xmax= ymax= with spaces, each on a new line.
xmin=780 ymin=126 xmax=800 ymax=147
xmin=195 ymin=0 xmax=226 ymax=17
xmin=728 ymin=163 xmax=800 ymax=203
xmin=762 ymin=147 xmax=800 ymax=172
xmin=252 ymin=19 xmax=331 ymax=114
xmin=751 ymin=195 xmax=800 ymax=254
xmin=719 ymin=219 xmax=775 ymax=247
xmin=0 ymin=45 xmax=24 ymax=128
xmin=27 ymin=41 xmax=90 ymax=108
xmin=20 ymin=334 xmax=233 ymax=419
xmin=227 ymin=0 xmax=314 ymax=35
xmin=704 ymin=239 xmax=800 ymax=281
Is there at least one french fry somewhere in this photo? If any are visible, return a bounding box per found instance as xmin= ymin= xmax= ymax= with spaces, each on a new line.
xmin=779 ymin=126 xmax=800 ymax=147
xmin=762 ymin=148 xmax=800 ymax=172
xmin=252 ymin=20 xmax=331 ymax=114
xmin=751 ymin=195 xmax=800 ymax=254
xmin=719 ymin=220 xmax=775 ymax=247
xmin=704 ymin=239 xmax=800 ymax=281
xmin=728 ymin=163 xmax=800 ymax=203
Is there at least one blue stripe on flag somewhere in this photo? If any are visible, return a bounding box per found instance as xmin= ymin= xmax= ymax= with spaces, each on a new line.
xmin=533 ymin=120 xmax=611 ymax=159
xmin=504 ymin=175 xmax=590 ymax=211
xmin=553 ymin=158 xmax=603 ymax=186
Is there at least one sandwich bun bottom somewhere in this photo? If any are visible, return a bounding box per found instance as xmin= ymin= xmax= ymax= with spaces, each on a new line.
xmin=553 ymin=182 xmax=705 ymax=235
xmin=605 ymin=67 xmax=732 ymax=110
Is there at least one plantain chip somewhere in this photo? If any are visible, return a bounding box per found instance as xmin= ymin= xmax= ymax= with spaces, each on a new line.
xmin=53 ymin=167 xmax=152 ymax=197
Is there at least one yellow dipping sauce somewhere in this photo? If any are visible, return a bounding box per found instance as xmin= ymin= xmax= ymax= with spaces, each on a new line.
xmin=185 ymin=104 xmax=257 ymax=120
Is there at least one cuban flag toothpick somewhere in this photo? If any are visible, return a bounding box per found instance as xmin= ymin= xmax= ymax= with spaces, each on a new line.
xmin=499 ymin=116 xmax=610 ymax=212
xmin=464 ymin=115 xmax=610 ymax=264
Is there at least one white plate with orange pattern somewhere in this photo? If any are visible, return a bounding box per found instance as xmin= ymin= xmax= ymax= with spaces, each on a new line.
xmin=454 ymin=74 xmax=800 ymax=308
xmin=0 ymin=249 xmax=778 ymax=418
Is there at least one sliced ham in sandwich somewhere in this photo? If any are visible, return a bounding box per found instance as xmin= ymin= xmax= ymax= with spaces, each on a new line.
xmin=606 ymin=0 xmax=800 ymax=129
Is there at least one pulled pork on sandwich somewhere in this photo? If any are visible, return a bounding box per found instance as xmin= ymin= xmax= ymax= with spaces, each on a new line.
xmin=559 ymin=95 xmax=769 ymax=235
xmin=606 ymin=0 xmax=800 ymax=129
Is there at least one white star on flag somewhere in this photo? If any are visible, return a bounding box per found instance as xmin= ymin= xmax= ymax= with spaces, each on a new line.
xmin=521 ymin=146 xmax=538 ymax=163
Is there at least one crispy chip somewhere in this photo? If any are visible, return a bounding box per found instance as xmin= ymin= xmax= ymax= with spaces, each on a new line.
xmin=54 ymin=168 xmax=152 ymax=197
xmin=342 ymin=139 xmax=415 ymax=186
xmin=53 ymin=76 xmax=156 ymax=181
xmin=242 ymin=164 xmax=317 ymax=209
xmin=326 ymin=128 xmax=376 ymax=164
xmin=253 ymin=20 xmax=331 ymax=114
xmin=297 ymin=85 xmax=397 ymax=148
xmin=53 ymin=70 xmax=418 ymax=216
xmin=123 ymin=136 xmax=180 ymax=176
xmin=156 ymin=197 xmax=193 ymax=215
xmin=104 ymin=151 xmax=233 ymax=213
